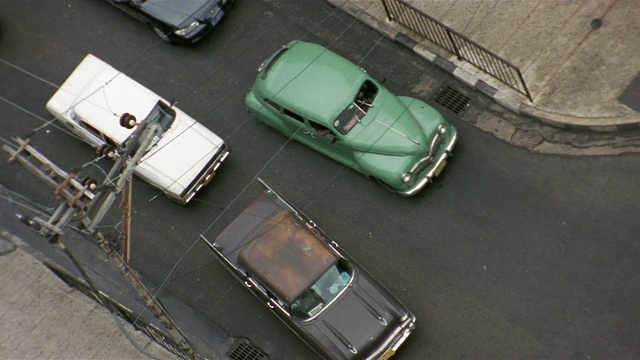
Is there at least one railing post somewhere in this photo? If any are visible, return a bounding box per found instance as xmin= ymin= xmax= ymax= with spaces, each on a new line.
xmin=381 ymin=0 xmax=393 ymax=21
xmin=380 ymin=0 xmax=532 ymax=102
xmin=516 ymin=68 xmax=534 ymax=102
xmin=445 ymin=30 xmax=462 ymax=60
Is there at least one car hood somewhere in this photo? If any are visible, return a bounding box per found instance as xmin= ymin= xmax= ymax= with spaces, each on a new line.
xmin=136 ymin=117 xmax=223 ymax=194
xmin=347 ymin=95 xmax=433 ymax=156
xmin=310 ymin=279 xmax=405 ymax=359
xmin=142 ymin=0 xmax=214 ymax=27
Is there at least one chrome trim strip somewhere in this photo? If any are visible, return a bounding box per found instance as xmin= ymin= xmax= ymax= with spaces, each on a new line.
xmin=366 ymin=314 xmax=416 ymax=360
xmin=178 ymin=144 xmax=229 ymax=203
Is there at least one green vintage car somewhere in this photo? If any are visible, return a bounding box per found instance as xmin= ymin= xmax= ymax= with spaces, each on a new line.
xmin=246 ymin=40 xmax=457 ymax=196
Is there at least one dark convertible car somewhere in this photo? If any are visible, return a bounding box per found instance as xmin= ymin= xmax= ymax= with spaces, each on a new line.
xmin=106 ymin=0 xmax=231 ymax=43
xmin=201 ymin=179 xmax=416 ymax=359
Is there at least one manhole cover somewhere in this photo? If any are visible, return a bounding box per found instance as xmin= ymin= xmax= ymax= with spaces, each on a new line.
xmin=434 ymin=85 xmax=471 ymax=115
xmin=227 ymin=338 xmax=268 ymax=360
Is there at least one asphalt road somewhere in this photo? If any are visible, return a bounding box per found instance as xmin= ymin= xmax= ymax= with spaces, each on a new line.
xmin=1 ymin=1 xmax=639 ymax=359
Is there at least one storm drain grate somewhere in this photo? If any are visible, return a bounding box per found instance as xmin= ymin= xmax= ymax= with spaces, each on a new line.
xmin=434 ymin=85 xmax=471 ymax=115
xmin=228 ymin=338 xmax=268 ymax=360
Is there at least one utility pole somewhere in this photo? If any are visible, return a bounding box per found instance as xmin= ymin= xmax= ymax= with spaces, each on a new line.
xmin=3 ymin=114 xmax=199 ymax=359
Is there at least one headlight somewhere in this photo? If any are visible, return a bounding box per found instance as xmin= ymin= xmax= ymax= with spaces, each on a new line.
xmin=401 ymin=173 xmax=412 ymax=183
xmin=438 ymin=124 xmax=447 ymax=135
xmin=174 ymin=21 xmax=200 ymax=36
xmin=257 ymin=61 xmax=266 ymax=73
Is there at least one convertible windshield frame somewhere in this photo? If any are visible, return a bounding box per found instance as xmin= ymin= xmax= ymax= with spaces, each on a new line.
xmin=333 ymin=80 xmax=378 ymax=135
xmin=125 ymin=100 xmax=175 ymax=156
xmin=149 ymin=100 xmax=176 ymax=133
xmin=290 ymin=259 xmax=353 ymax=320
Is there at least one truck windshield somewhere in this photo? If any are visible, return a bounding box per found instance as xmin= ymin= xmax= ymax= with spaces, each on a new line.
xmin=290 ymin=260 xmax=352 ymax=319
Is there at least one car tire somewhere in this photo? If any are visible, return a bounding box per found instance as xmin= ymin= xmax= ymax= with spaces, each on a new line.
xmin=152 ymin=25 xmax=173 ymax=44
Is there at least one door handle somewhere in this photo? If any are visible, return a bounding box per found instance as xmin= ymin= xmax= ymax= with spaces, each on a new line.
xmin=302 ymin=130 xmax=316 ymax=138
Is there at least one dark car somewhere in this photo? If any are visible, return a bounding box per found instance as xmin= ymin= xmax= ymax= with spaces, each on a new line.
xmin=201 ymin=179 xmax=416 ymax=359
xmin=106 ymin=0 xmax=231 ymax=43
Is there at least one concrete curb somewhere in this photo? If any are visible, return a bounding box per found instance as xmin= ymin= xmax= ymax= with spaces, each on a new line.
xmin=329 ymin=0 xmax=640 ymax=132
xmin=0 ymin=227 xmax=179 ymax=360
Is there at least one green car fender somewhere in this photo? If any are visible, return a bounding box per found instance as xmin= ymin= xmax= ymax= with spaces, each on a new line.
xmin=352 ymin=150 xmax=414 ymax=191
xmin=399 ymin=96 xmax=456 ymax=160
xmin=398 ymin=96 xmax=448 ymax=135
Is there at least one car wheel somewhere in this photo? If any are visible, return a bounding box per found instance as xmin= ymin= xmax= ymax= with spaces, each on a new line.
xmin=152 ymin=25 xmax=173 ymax=44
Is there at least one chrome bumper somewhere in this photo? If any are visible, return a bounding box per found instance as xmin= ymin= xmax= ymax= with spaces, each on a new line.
xmin=177 ymin=145 xmax=230 ymax=204
xmin=375 ymin=314 xmax=417 ymax=360
xmin=398 ymin=127 xmax=458 ymax=197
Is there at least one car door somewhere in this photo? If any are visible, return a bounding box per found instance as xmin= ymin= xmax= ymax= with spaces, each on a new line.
xmin=302 ymin=120 xmax=354 ymax=168
xmin=272 ymin=104 xmax=354 ymax=168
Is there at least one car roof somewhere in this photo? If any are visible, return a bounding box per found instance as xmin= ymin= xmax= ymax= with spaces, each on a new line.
xmin=259 ymin=41 xmax=368 ymax=128
xmin=238 ymin=209 xmax=338 ymax=305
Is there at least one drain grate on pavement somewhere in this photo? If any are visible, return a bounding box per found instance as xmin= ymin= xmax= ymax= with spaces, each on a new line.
xmin=227 ymin=338 xmax=269 ymax=360
xmin=434 ymin=85 xmax=471 ymax=115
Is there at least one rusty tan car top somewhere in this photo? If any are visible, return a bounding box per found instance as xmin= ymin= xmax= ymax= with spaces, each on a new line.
xmin=238 ymin=210 xmax=338 ymax=305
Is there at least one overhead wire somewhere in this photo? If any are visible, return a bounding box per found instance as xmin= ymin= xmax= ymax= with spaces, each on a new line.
xmin=141 ymin=8 xmax=432 ymax=319
xmin=144 ymin=7 xmax=359 ymax=317
xmin=0 ymin=34 xmax=167 ymax=193
xmin=34 ymin=2 xmax=350 ymax=331
xmin=1 ymin=2 xmax=431 ymax=352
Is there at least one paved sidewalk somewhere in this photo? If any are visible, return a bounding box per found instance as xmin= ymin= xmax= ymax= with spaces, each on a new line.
xmin=0 ymin=232 xmax=178 ymax=360
xmin=327 ymin=0 xmax=640 ymax=131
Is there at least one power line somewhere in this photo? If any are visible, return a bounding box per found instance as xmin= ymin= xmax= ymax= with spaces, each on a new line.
xmin=145 ymin=8 xmax=356 ymax=308
xmin=1 ymin=5 xmax=425 ymax=354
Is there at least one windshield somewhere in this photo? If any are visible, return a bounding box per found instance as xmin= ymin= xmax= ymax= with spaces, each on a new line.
xmin=148 ymin=100 xmax=176 ymax=133
xmin=290 ymin=260 xmax=352 ymax=319
xmin=334 ymin=80 xmax=378 ymax=135
xmin=126 ymin=100 xmax=176 ymax=156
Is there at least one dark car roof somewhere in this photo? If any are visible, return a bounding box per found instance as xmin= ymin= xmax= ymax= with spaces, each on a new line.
xmin=238 ymin=210 xmax=338 ymax=305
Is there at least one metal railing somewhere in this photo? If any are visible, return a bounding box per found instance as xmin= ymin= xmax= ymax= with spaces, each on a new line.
xmin=381 ymin=0 xmax=533 ymax=102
